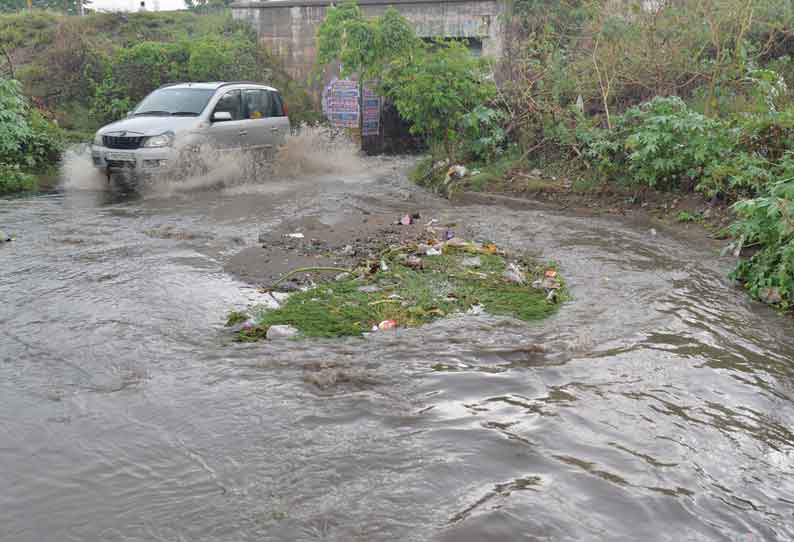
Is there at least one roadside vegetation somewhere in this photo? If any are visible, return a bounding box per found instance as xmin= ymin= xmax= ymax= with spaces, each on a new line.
xmin=317 ymin=0 xmax=794 ymax=311
xmin=495 ymin=0 xmax=794 ymax=311
xmin=0 ymin=10 xmax=317 ymax=136
xmin=0 ymin=77 xmax=62 ymax=194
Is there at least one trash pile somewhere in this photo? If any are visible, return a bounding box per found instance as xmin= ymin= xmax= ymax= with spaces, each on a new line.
xmin=226 ymin=219 xmax=565 ymax=341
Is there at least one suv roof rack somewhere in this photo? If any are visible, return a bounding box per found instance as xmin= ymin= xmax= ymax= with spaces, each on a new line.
xmin=155 ymin=81 xmax=273 ymax=90
xmin=217 ymin=81 xmax=270 ymax=88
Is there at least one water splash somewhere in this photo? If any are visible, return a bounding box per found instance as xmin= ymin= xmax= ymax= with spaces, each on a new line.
xmin=58 ymin=126 xmax=369 ymax=196
xmin=58 ymin=145 xmax=108 ymax=191
xmin=271 ymin=125 xmax=367 ymax=179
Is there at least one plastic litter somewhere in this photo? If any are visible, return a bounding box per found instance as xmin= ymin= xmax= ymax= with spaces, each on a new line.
xmin=399 ymin=214 xmax=413 ymax=226
xmin=426 ymin=247 xmax=442 ymax=256
xmin=444 ymin=230 xmax=454 ymax=241
xmin=503 ymin=262 xmax=527 ymax=284
xmin=358 ymin=285 xmax=381 ymax=293
xmin=445 ymin=165 xmax=469 ymax=183
xmin=0 ymin=230 xmax=12 ymax=243
xmin=266 ymin=324 xmax=300 ymax=340
xmin=286 ymin=232 xmax=305 ymax=239
xmin=466 ymin=304 xmax=485 ymax=315
xmin=230 ymin=318 xmax=258 ymax=333
xmin=376 ymin=319 xmax=398 ymax=331
xmin=541 ymin=277 xmax=562 ymax=289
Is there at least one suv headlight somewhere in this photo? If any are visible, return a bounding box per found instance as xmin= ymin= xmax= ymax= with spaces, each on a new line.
xmin=143 ymin=133 xmax=174 ymax=148
xmin=93 ymin=132 xmax=103 ymax=146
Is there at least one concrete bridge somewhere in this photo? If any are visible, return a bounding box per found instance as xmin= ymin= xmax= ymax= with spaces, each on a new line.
xmin=231 ymin=0 xmax=505 ymax=84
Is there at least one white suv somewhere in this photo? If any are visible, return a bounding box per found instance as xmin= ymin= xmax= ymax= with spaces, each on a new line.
xmin=91 ymin=82 xmax=290 ymax=180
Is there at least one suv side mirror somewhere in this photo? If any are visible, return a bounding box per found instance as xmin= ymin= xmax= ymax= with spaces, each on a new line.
xmin=212 ymin=111 xmax=233 ymax=122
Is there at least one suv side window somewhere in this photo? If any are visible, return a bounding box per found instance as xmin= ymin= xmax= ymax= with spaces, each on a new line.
xmin=213 ymin=90 xmax=242 ymax=120
xmin=269 ymin=91 xmax=285 ymax=117
xmin=243 ymin=89 xmax=272 ymax=119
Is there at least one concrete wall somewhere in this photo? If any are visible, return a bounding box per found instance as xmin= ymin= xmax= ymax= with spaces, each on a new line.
xmin=232 ymin=0 xmax=505 ymax=86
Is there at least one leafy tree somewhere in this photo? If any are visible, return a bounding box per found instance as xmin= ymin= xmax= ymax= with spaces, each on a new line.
xmin=316 ymin=1 xmax=498 ymax=161
xmin=316 ymin=2 xmax=420 ymax=83
xmin=387 ymin=42 xmax=496 ymax=160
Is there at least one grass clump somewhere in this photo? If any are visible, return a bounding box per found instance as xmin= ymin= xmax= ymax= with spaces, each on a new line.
xmin=225 ymin=310 xmax=250 ymax=327
xmin=228 ymin=240 xmax=565 ymax=341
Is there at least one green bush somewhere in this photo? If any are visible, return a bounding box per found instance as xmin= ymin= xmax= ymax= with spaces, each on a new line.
xmin=620 ymin=97 xmax=732 ymax=190
xmin=696 ymin=107 xmax=794 ymax=199
xmin=0 ymin=78 xmax=32 ymax=163
xmin=730 ymin=160 xmax=794 ymax=309
xmin=700 ymin=151 xmax=773 ymax=199
xmin=461 ymin=105 xmax=508 ymax=163
xmin=570 ymin=97 xmax=735 ymax=191
xmin=0 ymin=163 xmax=36 ymax=195
xmin=0 ymin=77 xmax=63 ymax=193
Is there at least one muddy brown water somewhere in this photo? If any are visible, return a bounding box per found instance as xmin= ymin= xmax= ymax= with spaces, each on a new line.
xmin=1 ymin=146 xmax=794 ymax=541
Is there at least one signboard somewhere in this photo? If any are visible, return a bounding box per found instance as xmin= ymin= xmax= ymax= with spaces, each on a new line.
xmin=322 ymin=78 xmax=359 ymax=128
xmin=362 ymin=85 xmax=381 ymax=137
xmin=322 ymin=78 xmax=382 ymax=136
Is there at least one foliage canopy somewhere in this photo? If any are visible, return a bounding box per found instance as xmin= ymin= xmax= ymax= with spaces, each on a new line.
xmin=315 ymin=1 xmax=499 ymax=162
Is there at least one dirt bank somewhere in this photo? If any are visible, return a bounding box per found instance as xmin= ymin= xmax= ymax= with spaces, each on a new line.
xmin=456 ymin=170 xmax=735 ymax=242
xmin=225 ymin=209 xmax=456 ymax=288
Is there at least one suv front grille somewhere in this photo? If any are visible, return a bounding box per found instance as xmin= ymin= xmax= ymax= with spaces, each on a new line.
xmin=106 ymin=160 xmax=136 ymax=169
xmin=103 ymin=135 xmax=145 ymax=149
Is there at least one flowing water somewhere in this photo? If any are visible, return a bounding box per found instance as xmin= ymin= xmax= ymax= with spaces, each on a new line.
xmin=1 ymin=137 xmax=793 ymax=541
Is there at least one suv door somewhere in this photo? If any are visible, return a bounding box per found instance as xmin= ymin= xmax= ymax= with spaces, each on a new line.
xmin=242 ymin=89 xmax=290 ymax=154
xmin=206 ymin=89 xmax=245 ymax=150
xmin=241 ymin=88 xmax=273 ymax=151
xmin=267 ymin=91 xmax=290 ymax=146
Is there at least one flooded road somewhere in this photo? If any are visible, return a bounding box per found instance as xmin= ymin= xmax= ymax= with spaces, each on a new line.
xmin=1 ymin=150 xmax=793 ymax=541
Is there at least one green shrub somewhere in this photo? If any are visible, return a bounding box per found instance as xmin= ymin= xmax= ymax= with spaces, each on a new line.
xmin=0 ymin=77 xmax=63 ymax=193
xmin=697 ymin=107 xmax=794 ymax=199
xmin=0 ymin=78 xmax=32 ymax=163
xmin=737 ymin=107 xmax=794 ymax=161
xmin=700 ymin=151 xmax=773 ymax=199
xmin=730 ymin=160 xmax=794 ymax=308
xmin=461 ymin=105 xmax=508 ymax=163
xmin=0 ymin=163 xmax=36 ymax=195
xmin=620 ymin=97 xmax=732 ymax=190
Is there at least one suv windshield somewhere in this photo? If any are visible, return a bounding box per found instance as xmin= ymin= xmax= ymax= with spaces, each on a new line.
xmin=133 ymin=88 xmax=215 ymax=117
